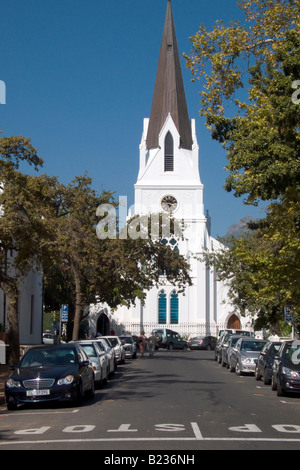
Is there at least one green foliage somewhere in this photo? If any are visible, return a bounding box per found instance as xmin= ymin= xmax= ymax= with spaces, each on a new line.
xmin=185 ymin=1 xmax=300 ymax=334
xmin=184 ymin=0 xmax=300 ymax=205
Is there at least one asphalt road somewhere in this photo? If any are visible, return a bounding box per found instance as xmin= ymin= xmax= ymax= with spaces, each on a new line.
xmin=1 ymin=349 xmax=300 ymax=454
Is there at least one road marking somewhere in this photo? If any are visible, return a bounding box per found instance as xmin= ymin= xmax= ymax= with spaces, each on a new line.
xmin=2 ymin=436 xmax=300 ymax=446
xmin=191 ymin=422 xmax=203 ymax=440
xmin=108 ymin=424 xmax=138 ymax=433
xmin=2 ymin=409 xmax=79 ymax=417
xmin=2 ymin=422 xmax=300 ymax=447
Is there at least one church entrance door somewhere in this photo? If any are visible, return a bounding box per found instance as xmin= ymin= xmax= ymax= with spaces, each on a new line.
xmin=227 ymin=314 xmax=241 ymax=330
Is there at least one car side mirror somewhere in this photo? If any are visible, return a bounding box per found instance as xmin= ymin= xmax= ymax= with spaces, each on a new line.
xmin=79 ymin=360 xmax=90 ymax=367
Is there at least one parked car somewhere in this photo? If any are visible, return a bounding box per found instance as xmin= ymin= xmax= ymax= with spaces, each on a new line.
xmin=132 ymin=335 xmax=139 ymax=352
xmin=221 ymin=335 xmax=243 ymax=368
xmin=42 ymin=332 xmax=55 ymax=344
xmin=102 ymin=336 xmax=126 ymax=365
xmin=72 ymin=340 xmax=108 ymax=387
xmin=5 ymin=344 xmax=95 ymax=410
xmin=229 ymin=338 xmax=267 ymax=375
xmin=94 ymin=338 xmax=116 ymax=376
xmin=119 ymin=335 xmax=137 ymax=359
xmin=255 ymin=341 xmax=282 ymax=385
xmin=215 ymin=332 xmax=232 ymax=363
xmin=151 ymin=328 xmax=188 ymax=350
xmin=188 ymin=336 xmax=217 ymax=350
xmin=218 ymin=329 xmax=255 ymax=339
xmin=271 ymin=340 xmax=300 ymax=396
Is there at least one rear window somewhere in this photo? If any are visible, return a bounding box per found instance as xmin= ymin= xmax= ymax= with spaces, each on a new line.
xmin=80 ymin=344 xmax=97 ymax=357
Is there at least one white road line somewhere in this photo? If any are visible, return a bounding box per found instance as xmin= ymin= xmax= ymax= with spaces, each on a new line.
xmin=2 ymin=409 xmax=79 ymax=416
xmin=2 ymin=436 xmax=300 ymax=446
xmin=191 ymin=422 xmax=204 ymax=440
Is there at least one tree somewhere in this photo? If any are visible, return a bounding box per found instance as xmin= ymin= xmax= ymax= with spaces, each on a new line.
xmin=209 ymin=193 xmax=300 ymax=335
xmin=0 ymin=135 xmax=58 ymax=363
xmin=50 ymin=177 xmax=192 ymax=340
xmin=184 ymin=0 xmax=300 ymax=205
xmin=184 ymin=0 xmax=300 ymax=334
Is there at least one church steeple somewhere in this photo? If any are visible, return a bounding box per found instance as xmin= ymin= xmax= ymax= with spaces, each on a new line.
xmin=146 ymin=0 xmax=193 ymax=151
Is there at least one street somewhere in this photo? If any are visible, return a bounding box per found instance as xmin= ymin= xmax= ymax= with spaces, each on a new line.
xmin=1 ymin=349 xmax=300 ymax=452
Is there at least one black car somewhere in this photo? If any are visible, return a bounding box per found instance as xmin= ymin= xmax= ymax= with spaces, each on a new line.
xmin=271 ymin=340 xmax=300 ymax=396
xmin=255 ymin=341 xmax=281 ymax=385
xmin=5 ymin=344 xmax=95 ymax=410
xmin=188 ymin=336 xmax=217 ymax=350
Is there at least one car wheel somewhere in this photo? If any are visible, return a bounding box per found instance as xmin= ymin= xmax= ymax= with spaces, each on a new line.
xmin=229 ymin=361 xmax=235 ymax=373
xmin=277 ymin=379 xmax=285 ymax=397
xmin=255 ymin=366 xmax=262 ymax=381
xmin=235 ymin=361 xmax=242 ymax=376
xmin=263 ymin=369 xmax=271 ymax=385
xmin=74 ymin=380 xmax=84 ymax=406
xmin=88 ymin=377 xmax=95 ymax=398
xmin=7 ymin=401 xmax=17 ymax=411
xmin=102 ymin=368 xmax=108 ymax=386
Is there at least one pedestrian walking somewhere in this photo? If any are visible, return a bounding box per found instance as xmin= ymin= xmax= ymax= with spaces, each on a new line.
xmin=148 ymin=334 xmax=156 ymax=358
xmin=138 ymin=331 xmax=147 ymax=357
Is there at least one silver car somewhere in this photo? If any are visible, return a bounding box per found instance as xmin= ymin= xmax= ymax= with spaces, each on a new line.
xmin=94 ymin=338 xmax=116 ymax=377
xmin=230 ymin=338 xmax=267 ymax=375
xmin=102 ymin=336 xmax=126 ymax=365
xmin=73 ymin=340 xmax=108 ymax=387
xmin=221 ymin=335 xmax=244 ymax=368
xmin=119 ymin=335 xmax=137 ymax=359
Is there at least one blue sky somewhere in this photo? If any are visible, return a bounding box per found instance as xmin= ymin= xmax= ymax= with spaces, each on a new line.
xmin=0 ymin=0 xmax=266 ymax=238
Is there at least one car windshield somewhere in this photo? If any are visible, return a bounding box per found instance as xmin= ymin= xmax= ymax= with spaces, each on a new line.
xmin=109 ymin=338 xmax=119 ymax=347
xmin=120 ymin=337 xmax=132 ymax=343
xmin=79 ymin=344 xmax=97 ymax=357
xmin=284 ymin=344 xmax=300 ymax=364
xmin=241 ymin=341 xmax=265 ymax=352
xmin=20 ymin=347 xmax=77 ymax=367
xmin=230 ymin=337 xmax=240 ymax=346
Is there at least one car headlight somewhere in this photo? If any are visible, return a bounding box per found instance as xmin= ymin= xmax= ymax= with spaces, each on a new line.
xmin=6 ymin=378 xmax=21 ymax=388
xmin=57 ymin=375 xmax=74 ymax=385
xmin=282 ymin=367 xmax=298 ymax=378
xmin=241 ymin=356 xmax=252 ymax=364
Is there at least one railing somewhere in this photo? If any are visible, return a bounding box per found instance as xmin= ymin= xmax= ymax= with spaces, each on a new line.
xmin=110 ymin=320 xmax=230 ymax=338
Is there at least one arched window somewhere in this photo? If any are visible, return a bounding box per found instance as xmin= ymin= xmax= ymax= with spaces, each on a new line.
xmin=170 ymin=290 xmax=179 ymax=324
xmin=164 ymin=132 xmax=174 ymax=172
xmin=158 ymin=290 xmax=167 ymax=324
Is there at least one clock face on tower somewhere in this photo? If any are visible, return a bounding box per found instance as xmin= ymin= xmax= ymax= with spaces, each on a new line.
xmin=161 ymin=195 xmax=178 ymax=213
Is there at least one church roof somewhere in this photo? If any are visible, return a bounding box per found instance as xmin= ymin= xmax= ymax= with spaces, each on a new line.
xmin=146 ymin=0 xmax=193 ymax=151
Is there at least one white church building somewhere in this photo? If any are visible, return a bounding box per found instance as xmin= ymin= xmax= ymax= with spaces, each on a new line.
xmin=89 ymin=0 xmax=251 ymax=338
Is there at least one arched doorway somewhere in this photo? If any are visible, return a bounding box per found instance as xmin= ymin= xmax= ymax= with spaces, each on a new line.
xmin=227 ymin=314 xmax=241 ymax=330
xmin=96 ymin=312 xmax=110 ymax=336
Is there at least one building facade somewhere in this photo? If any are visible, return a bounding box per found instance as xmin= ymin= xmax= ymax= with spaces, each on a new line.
xmin=90 ymin=1 xmax=251 ymax=338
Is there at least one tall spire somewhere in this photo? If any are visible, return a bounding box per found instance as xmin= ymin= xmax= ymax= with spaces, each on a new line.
xmin=146 ymin=0 xmax=193 ymax=151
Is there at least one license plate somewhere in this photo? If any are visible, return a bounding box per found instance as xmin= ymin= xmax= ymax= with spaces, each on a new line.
xmin=26 ymin=389 xmax=50 ymax=397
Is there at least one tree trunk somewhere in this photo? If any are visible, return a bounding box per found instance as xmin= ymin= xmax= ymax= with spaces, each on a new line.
xmin=72 ymin=269 xmax=83 ymax=341
xmin=6 ymin=292 xmax=20 ymax=365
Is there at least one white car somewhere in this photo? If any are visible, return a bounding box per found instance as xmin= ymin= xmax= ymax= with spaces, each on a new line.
xmin=42 ymin=332 xmax=54 ymax=344
xmin=119 ymin=335 xmax=137 ymax=359
xmin=94 ymin=338 xmax=116 ymax=377
xmin=71 ymin=340 xmax=108 ymax=387
xmin=102 ymin=336 xmax=126 ymax=365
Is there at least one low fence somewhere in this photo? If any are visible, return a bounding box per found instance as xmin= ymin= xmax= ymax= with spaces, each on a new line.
xmin=110 ymin=320 xmax=230 ymax=339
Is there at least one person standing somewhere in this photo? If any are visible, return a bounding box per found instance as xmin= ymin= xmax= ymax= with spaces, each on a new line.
xmin=138 ymin=331 xmax=147 ymax=357
xmin=148 ymin=333 xmax=156 ymax=358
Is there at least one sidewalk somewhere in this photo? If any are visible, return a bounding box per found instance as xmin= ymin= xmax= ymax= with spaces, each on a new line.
xmin=0 ymin=364 xmax=10 ymax=407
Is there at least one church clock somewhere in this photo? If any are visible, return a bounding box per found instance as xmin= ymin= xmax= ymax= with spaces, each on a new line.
xmin=161 ymin=195 xmax=178 ymax=213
